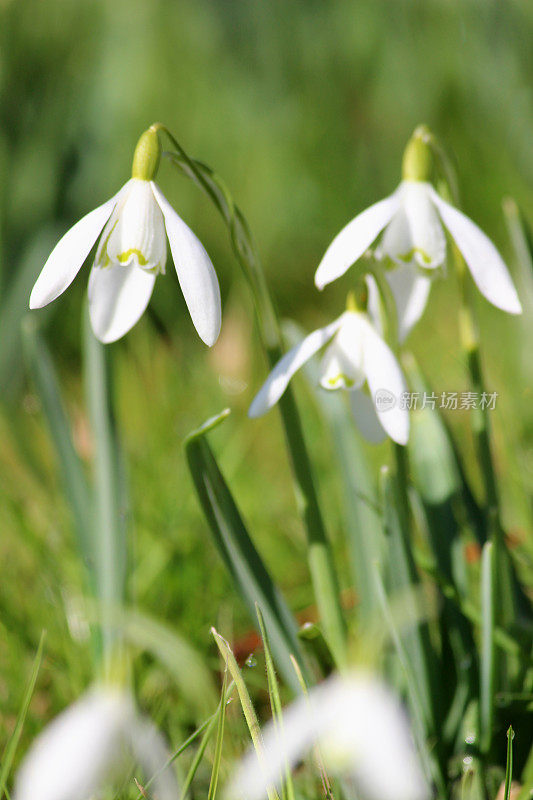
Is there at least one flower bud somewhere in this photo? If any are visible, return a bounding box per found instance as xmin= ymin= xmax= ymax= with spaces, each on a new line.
xmin=131 ymin=128 xmax=161 ymax=181
xmin=402 ymin=125 xmax=433 ymax=182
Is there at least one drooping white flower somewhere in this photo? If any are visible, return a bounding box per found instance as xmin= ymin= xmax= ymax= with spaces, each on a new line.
xmin=315 ymin=135 xmax=522 ymax=317
xmin=30 ymin=128 xmax=221 ymax=345
xmin=13 ymin=686 xmax=179 ymax=800
xmin=227 ymin=672 xmax=430 ymax=800
xmin=248 ymin=308 xmax=409 ymax=445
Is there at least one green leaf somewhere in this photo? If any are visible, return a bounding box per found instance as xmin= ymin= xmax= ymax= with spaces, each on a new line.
xmin=256 ymin=604 xmax=295 ymax=800
xmin=207 ymin=667 xmax=229 ymax=800
xmin=504 ymin=726 xmax=515 ymax=800
xmin=22 ymin=318 xmax=93 ymax=577
xmin=379 ymin=462 xmax=447 ymax=797
xmin=212 ymin=627 xmax=280 ymax=800
xmin=185 ymin=410 xmax=306 ymax=693
xmin=0 ymin=632 xmax=45 ymax=800
xmin=479 ymin=541 xmax=495 ymax=756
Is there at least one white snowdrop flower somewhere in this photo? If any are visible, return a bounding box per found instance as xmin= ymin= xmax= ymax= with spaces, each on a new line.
xmin=227 ymin=672 xmax=430 ymax=800
xmin=248 ymin=302 xmax=409 ymax=445
xmin=315 ymin=128 xmax=522 ymax=317
xmin=13 ymin=686 xmax=179 ymax=800
xmin=30 ymin=127 xmax=221 ymax=345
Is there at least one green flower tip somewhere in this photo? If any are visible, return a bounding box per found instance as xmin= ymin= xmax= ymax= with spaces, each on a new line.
xmin=402 ymin=124 xmax=433 ymax=182
xmin=131 ymin=127 xmax=161 ymax=181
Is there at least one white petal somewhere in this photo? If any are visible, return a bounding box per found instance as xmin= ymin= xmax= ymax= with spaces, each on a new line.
xmin=130 ymin=718 xmax=180 ymax=800
xmin=105 ymin=179 xmax=167 ymax=271
xmin=360 ymin=318 xmax=409 ymax=445
xmin=350 ymin=390 xmax=386 ymax=443
xmin=248 ymin=318 xmax=343 ymax=417
xmin=318 ymin=313 xmax=365 ymax=391
xmin=315 ymin=192 xmax=400 ymax=289
xmin=401 ymin=181 xmax=446 ymax=269
xmin=228 ymin=672 xmax=429 ymax=800
xmin=88 ymin=263 xmax=156 ymax=343
xmin=14 ymin=689 xmax=134 ymax=800
xmin=30 ymin=187 xmax=125 ymax=309
xmin=429 ymin=187 xmax=522 ymax=314
xmin=385 ymin=264 xmax=431 ymax=342
xmin=364 ymin=274 xmax=384 ymax=335
xmin=151 ymin=182 xmax=221 ymax=346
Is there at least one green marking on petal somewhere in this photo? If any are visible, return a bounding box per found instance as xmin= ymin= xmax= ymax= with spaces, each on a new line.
xmin=327 ymin=374 xmax=355 ymax=388
xmin=397 ymin=246 xmax=432 ymax=265
xmin=96 ymin=219 xmax=119 ymax=268
xmin=117 ymin=248 xmax=148 ymax=266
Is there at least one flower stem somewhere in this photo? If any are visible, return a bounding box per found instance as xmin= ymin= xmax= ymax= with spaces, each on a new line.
xmin=83 ymin=303 xmax=128 ymax=681
xmin=159 ymin=126 xmax=346 ymax=668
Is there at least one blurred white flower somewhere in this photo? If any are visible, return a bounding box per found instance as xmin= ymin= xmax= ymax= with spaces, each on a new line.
xmin=315 ymin=180 xmax=522 ymax=316
xmin=248 ymin=309 xmax=409 ymax=445
xmin=30 ymin=129 xmax=221 ymax=345
xmin=13 ymin=687 xmax=179 ymax=800
xmin=228 ymin=672 xmax=430 ymax=800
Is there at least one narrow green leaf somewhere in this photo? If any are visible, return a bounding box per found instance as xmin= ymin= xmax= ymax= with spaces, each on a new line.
xmin=380 ymin=463 xmax=439 ymax=735
xmin=211 ymin=628 xmax=279 ymax=800
xmin=0 ymin=632 xmax=45 ymax=799
xmin=185 ymin=410 xmax=306 ymax=693
xmin=479 ymin=541 xmax=495 ymax=755
xmin=504 ymin=726 xmax=515 ymax=800
xmin=0 ymin=230 xmax=57 ymax=394
xmin=179 ymin=712 xmax=221 ymax=800
xmin=207 ymin=668 xmax=229 ymax=800
xmin=373 ymin=565 xmax=445 ymax=798
xmin=256 ymin=604 xmax=295 ymax=800
xmin=21 ymin=318 xmax=93 ymax=576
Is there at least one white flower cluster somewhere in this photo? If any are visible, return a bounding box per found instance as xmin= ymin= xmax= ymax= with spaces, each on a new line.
xmin=249 ymin=128 xmax=521 ymax=445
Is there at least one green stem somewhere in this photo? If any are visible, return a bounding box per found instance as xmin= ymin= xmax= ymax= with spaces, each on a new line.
xmin=83 ymin=303 xmax=127 ymax=680
xmin=158 ymin=125 xmax=346 ymax=668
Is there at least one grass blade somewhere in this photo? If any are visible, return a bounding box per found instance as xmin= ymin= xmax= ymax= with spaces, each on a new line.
xmin=211 ymin=628 xmax=280 ymax=800
xmin=504 ymin=726 xmax=515 ymax=800
xmin=479 ymin=541 xmax=495 ymax=756
xmin=0 ymin=632 xmax=45 ymax=799
xmin=22 ymin=319 xmax=93 ymax=575
xmin=185 ymin=410 xmax=306 ymax=692
xmin=207 ymin=668 xmax=229 ymax=800
xmin=256 ymin=604 xmax=295 ymax=800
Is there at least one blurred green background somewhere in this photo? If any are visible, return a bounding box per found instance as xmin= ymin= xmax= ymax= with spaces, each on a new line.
xmin=1 ymin=0 xmax=532 ymax=764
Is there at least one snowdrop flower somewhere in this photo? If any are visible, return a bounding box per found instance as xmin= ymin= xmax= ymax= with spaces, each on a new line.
xmin=228 ymin=671 xmax=430 ymax=800
xmin=248 ymin=298 xmax=409 ymax=445
xmin=13 ymin=686 xmax=178 ymax=800
xmin=30 ymin=126 xmax=221 ymax=345
xmin=315 ymin=127 xmax=522 ymax=319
